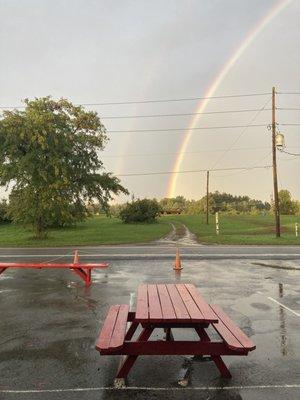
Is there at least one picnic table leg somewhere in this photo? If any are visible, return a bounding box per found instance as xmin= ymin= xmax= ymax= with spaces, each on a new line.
xmin=195 ymin=327 xmax=231 ymax=379
xmin=85 ymin=268 xmax=92 ymax=287
xmin=164 ymin=328 xmax=174 ymax=341
xmin=115 ymin=326 xmax=154 ymax=383
xmin=70 ymin=267 xmax=92 ymax=287
xmin=125 ymin=321 xmax=139 ymax=340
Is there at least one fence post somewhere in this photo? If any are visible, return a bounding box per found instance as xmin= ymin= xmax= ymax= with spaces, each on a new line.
xmin=215 ymin=212 xmax=219 ymax=235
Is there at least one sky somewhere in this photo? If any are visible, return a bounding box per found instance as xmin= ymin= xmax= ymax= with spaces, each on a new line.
xmin=0 ymin=0 xmax=299 ymax=203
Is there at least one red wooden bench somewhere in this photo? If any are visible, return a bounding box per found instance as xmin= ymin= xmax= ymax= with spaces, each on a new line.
xmin=210 ymin=304 xmax=256 ymax=352
xmin=96 ymin=305 xmax=130 ymax=354
xmin=95 ymin=284 xmax=255 ymax=385
xmin=0 ymin=251 xmax=108 ymax=287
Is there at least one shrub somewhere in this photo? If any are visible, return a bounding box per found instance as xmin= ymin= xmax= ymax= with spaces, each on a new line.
xmin=119 ymin=199 xmax=161 ymax=223
xmin=109 ymin=203 xmax=126 ymax=217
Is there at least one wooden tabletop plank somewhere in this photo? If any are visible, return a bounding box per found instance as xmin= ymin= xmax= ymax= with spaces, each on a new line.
xmin=148 ymin=284 xmax=163 ymax=322
xmin=96 ymin=305 xmax=119 ymax=350
xmin=175 ymin=284 xmax=205 ymax=321
xmin=166 ymin=284 xmax=190 ymax=321
xmin=185 ymin=284 xmax=218 ymax=322
xmin=135 ymin=283 xmax=219 ymax=324
xmin=135 ymin=284 xmax=149 ymax=321
xmin=157 ymin=284 xmax=177 ymax=322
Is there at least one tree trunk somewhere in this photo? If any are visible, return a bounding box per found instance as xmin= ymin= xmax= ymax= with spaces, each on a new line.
xmin=35 ymin=216 xmax=46 ymax=239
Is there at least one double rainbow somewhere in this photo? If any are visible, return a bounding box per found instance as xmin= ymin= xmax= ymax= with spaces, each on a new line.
xmin=166 ymin=0 xmax=292 ymax=198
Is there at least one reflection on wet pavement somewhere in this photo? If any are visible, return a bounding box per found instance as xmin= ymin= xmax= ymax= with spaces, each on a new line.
xmin=278 ymin=283 xmax=288 ymax=356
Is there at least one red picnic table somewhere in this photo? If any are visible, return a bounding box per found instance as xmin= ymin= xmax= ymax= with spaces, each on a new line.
xmin=0 ymin=251 xmax=108 ymax=287
xmin=96 ymin=283 xmax=255 ymax=385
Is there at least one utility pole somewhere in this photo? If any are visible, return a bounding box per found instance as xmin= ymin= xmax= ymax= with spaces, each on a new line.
xmin=206 ymin=170 xmax=209 ymax=224
xmin=272 ymin=86 xmax=281 ymax=237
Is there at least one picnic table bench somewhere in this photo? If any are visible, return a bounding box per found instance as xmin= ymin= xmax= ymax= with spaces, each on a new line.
xmin=0 ymin=251 xmax=108 ymax=286
xmin=96 ymin=283 xmax=255 ymax=384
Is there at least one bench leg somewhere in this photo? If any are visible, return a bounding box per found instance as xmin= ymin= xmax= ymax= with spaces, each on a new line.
xmin=116 ymin=326 xmax=154 ymax=380
xmin=0 ymin=267 xmax=7 ymax=276
xmin=195 ymin=327 xmax=231 ymax=379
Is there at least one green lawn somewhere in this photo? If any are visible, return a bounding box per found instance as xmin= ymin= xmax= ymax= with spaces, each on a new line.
xmin=0 ymin=214 xmax=299 ymax=247
xmin=0 ymin=216 xmax=171 ymax=247
xmin=164 ymin=214 xmax=300 ymax=245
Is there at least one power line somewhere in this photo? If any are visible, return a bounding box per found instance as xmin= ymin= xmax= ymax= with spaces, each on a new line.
xmin=82 ymin=92 xmax=271 ymax=105
xmin=210 ymin=97 xmax=271 ymax=170
xmin=102 ymin=146 xmax=270 ymax=158
xmin=278 ymin=149 xmax=300 ymax=156
xmin=277 ymin=92 xmax=300 ymax=95
xmin=101 ymin=108 xmax=271 ymax=120
xmin=213 ymin=151 xmax=273 ymax=180
xmin=277 ymin=107 xmax=300 ymax=111
xmin=109 ymin=124 xmax=267 ymax=133
xmin=188 ymin=154 xmax=299 ymax=179
xmin=281 ymin=123 xmax=300 ymax=126
xmin=278 ymin=154 xmax=300 ymax=162
xmin=0 ymin=92 xmax=271 ymax=109
xmin=117 ymin=165 xmax=272 ymax=177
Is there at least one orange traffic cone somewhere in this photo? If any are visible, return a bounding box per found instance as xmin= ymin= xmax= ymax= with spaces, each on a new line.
xmin=73 ymin=250 xmax=79 ymax=264
xmin=173 ymin=248 xmax=182 ymax=270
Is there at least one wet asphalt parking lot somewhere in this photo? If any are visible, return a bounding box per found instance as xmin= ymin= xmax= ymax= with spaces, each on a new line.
xmin=0 ymin=252 xmax=299 ymax=400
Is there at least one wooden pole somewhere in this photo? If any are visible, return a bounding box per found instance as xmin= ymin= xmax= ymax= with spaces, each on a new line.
xmin=206 ymin=170 xmax=209 ymax=225
xmin=272 ymin=86 xmax=281 ymax=237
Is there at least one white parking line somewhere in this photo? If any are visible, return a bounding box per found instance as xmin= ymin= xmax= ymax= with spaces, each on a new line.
xmin=0 ymin=384 xmax=299 ymax=393
xmin=1 ymin=253 xmax=300 ymax=258
xmin=267 ymin=296 xmax=300 ymax=317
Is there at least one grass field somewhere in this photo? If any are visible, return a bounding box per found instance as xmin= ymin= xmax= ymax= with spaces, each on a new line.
xmin=0 ymin=214 xmax=299 ymax=247
xmin=165 ymin=213 xmax=300 ymax=245
xmin=0 ymin=216 xmax=171 ymax=247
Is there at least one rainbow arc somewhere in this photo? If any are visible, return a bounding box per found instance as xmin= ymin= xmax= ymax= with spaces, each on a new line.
xmin=167 ymin=0 xmax=292 ymax=198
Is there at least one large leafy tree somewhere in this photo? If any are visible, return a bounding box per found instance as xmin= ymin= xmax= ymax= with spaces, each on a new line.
xmin=278 ymin=189 xmax=298 ymax=215
xmin=0 ymin=97 xmax=128 ymax=237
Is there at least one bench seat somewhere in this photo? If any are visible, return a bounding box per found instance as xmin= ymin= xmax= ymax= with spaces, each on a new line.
xmin=210 ymin=304 xmax=256 ymax=353
xmin=96 ymin=304 xmax=129 ymax=354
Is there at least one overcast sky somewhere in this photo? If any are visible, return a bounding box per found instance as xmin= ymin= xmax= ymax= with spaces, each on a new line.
xmin=0 ymin=0 xmax=299 ymax=202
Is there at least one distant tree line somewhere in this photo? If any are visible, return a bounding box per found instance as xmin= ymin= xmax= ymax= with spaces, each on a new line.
xmin=1 ymin=188 xmax=299 ymax=227
xmin=108 ymin=190 xmax=300 ymax=220
xmin=158 ymin=192 xmax=272 ymax=215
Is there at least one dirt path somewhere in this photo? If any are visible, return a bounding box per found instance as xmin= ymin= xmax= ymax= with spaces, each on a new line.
xmin=156 ymin=223 xmax=200 ymax=246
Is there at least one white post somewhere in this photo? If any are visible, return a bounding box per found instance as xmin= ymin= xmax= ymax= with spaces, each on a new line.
xmin=295 ymin=223 xmax=298 ymax=237
xmin=215 ymin=212 xmax=219 ymax=235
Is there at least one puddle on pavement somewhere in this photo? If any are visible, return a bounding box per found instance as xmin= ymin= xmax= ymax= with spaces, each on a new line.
xmin=252 ymin=261 xmax=299 ymax=271
xmin=250 ymin=302 xmax=271 ymax=311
